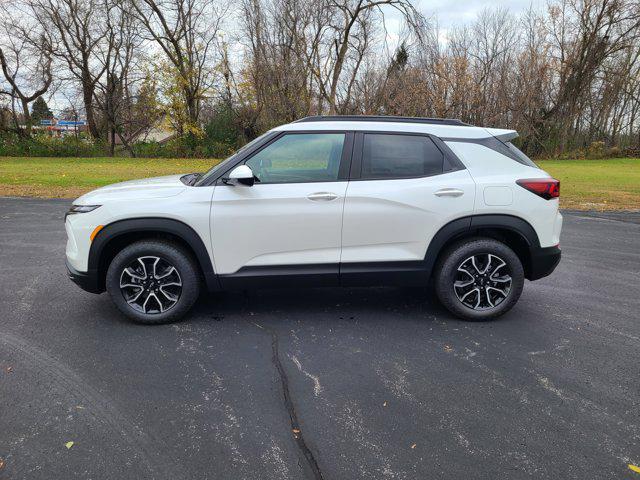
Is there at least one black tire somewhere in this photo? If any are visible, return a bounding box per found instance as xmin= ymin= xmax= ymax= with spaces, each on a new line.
xmin=433 ymin=237 xmax=524 ymax=321
xmin=106 ymin=240 xmax=200 ymax=324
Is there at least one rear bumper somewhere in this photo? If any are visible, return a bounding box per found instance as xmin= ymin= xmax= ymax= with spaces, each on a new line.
xmin=528 ymin=245 xmax=561 ymax=281
xmin=66 ymin=259 xmax=103 ymax=294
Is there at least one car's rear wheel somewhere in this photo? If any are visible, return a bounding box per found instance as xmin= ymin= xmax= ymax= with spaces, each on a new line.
xmin=434 ymin=238 xmax=524 ymax=321
xmin=106 ymin=240 xmax=200 ymax=324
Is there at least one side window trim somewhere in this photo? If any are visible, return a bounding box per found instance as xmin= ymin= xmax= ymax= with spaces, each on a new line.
xmin=350 ymin=132 xmax=364 ymax=179
xmin=431 ymin=135 xmax=466 ymax=171
xmin=216 ymin=130 xmax=354 ymax=185
xmin=349 ymin=131 xmax=464 ymax=181
xmin=338 ymin=132 xmax=355 ymax=180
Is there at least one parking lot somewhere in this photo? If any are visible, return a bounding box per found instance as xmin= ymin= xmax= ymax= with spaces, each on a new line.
xmin=1 ymin=197 xmax=639 ymax=479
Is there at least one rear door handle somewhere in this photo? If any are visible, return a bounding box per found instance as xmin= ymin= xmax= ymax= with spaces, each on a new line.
xmin=307 ymin=192 xmax=338 ymax=201
xmin=434 ymin=188 xmax=464 ymax=197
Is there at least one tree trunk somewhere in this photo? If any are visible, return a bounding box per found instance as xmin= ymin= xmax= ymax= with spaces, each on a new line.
xmin=20 ymin=97 xmax=32 ymax=136
xmin=185 ymin=87 xmax=198 ymax=126
xmin=109 ymin=127 xmax=116 ymax=156
xmin=82 ymin=83 xmax=100 ymax=139
xmin=120 ymin=134 xmax=136 ymax=158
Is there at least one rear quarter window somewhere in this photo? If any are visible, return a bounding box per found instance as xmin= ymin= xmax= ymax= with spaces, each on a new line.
xmin=443 ymin=137 xmax=538 ymax=169
xmin=444 ymin=141 xmax=541 ymax=175
xmin=502 ymin=141 xmax=538 ymax=168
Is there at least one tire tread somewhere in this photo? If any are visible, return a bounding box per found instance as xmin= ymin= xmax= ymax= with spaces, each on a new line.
xmin=433 ymin=237 xmax=524 ymax=321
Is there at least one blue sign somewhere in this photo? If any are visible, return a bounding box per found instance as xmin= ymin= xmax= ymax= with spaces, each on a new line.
xmin=40 ymin=120 xmax=53 ymax=125
xmin=58 ymin=120 xmax=86 ymax=126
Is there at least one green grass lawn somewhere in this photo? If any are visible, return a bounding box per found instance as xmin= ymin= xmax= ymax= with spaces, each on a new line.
xmin=0 ymin=156 xmax=638 ymax=210
xmin=0 ymin=156 xmax=220 ymax=199
xmin=537 ymin=158 xmax=640 ymax=210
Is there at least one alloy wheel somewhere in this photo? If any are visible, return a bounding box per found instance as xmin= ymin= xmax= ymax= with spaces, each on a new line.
xmin=454 ymin=253 xmax=512 ymax=310
xmin=119 ymin=256 xmax=182 ymax=314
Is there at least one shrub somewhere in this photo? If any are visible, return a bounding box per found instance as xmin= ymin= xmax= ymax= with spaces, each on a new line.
xmin=0 ymin=132 xmax=106 ymax=157
xmin=132 ymin=136 xmax=234 ymax=159
xmin=539 ymin=142 xmax=636 ymax=160
xmin=586 ymin=141 xmax=606 ymax=159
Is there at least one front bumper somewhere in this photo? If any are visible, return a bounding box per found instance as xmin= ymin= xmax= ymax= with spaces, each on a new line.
xmin=66 ymin=259 xmax=103 ymax=294
xmin=528 ymin=245 xmax=562 ymax=281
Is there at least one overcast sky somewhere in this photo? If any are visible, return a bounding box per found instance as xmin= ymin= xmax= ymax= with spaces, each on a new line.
xmin=425 ymin=0 xmax=543 ymax=27
xmin=382 ymin=0 xmax=545 ymax=45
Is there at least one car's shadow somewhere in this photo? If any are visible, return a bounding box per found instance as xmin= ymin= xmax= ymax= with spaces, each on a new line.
xmin=87 ymin=282 xmax=513 ymax=328
xmin=188 ymin=286 xmax=456 ymax=324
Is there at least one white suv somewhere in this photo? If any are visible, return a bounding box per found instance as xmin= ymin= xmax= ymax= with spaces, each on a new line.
xmin=65 ymin=116 xmax=562 ymax=323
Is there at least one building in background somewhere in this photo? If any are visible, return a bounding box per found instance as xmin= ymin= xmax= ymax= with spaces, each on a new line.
xmin=37 ymin=119 xmax=88 ymax=136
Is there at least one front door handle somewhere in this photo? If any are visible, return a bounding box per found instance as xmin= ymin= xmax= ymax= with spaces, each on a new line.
xmin=307 ymin=192 xmax=338 ymax=202
xmin=434 ymin=188 xmax=464 ymax=197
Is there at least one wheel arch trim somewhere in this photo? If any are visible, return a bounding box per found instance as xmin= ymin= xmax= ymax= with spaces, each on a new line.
xmin=424 ymin=214 xmax=541 ymax=277
xmin=89 ymin=217 xmax=218 ymax=291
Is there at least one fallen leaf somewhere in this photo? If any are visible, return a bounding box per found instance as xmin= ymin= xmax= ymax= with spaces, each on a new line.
xmin=65 ymin=441 xmax=74 ymax=449
xmin=630 ymin=464 xmax=640 ymax=474
xmin=444 ymin=345 xmax=453 ymax=352
xmin=383 ymin=401 xmax=387 ymax=407
xmin=292 ymin=429 xmax=300 ymax=434
xmin=0 ymin=458 xmax=4 ymax=469
xmin=6 ymin=366 xmax=12 ymax=373
xmin=411 ymin=444 xmax=417 ymax=449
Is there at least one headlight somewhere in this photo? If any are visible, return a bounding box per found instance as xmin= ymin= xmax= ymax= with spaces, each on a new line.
xmin=65 ymin=204 xmax=101 ymax=220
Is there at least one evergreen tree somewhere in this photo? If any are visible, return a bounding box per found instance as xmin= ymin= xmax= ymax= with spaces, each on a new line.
xmin=387 ymin=42 xmax=409 ymax=77
xmin=31 ymin=97 xmax=53 ymax=124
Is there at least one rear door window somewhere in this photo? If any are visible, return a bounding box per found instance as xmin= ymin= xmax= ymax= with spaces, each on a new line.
xmin=361 ymin=134 xmax=444 ymax=179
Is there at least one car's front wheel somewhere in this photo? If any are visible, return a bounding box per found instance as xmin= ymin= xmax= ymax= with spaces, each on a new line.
xmin=434 ymin=237 xmax=524 ymax=321
xmin=106 ymin=240 xmax=200 ymax=324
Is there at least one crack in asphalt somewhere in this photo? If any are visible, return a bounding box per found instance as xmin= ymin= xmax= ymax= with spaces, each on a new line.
xmin=253 ymin=322 xmax=324 ymax=480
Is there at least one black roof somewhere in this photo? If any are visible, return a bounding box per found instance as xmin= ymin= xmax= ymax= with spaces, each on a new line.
xmin=293 ymin=115 xmax=470 ymax=127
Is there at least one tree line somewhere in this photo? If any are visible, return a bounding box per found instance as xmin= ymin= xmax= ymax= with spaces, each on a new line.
xmin=1 ymin=0 xmax=639 ymax=157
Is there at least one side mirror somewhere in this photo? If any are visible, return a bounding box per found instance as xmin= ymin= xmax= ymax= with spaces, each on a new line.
xmin=224 ymin=165 xmax=255 ymax=186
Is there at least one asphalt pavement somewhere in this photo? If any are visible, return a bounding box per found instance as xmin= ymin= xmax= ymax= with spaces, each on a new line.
xmin=1 ymin=197 xmax=639 ymax=480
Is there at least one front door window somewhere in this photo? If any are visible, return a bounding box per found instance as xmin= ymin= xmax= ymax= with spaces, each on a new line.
xmin=245 ymin=133 xmax=345 ymax=184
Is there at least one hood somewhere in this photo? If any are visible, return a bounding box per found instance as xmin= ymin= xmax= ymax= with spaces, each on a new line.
xmin=75 ymin=174 xmax=188 ymax=204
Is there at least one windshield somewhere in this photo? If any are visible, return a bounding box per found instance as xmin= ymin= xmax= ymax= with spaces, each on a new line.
xmin=194 ymin=131 xmax=273 ymax=186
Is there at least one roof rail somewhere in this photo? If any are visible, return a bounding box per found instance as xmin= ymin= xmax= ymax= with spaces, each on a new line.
xmin=293 ymin=115 xmax=471 ymax=127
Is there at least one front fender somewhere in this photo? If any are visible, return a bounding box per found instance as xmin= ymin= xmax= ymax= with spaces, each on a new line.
xmin=89 ymin=217 xmax=218 ymax=292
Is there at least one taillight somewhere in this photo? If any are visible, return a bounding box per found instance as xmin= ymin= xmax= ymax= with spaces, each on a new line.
xmin=516 ymin=178 xmax=560 ymax=200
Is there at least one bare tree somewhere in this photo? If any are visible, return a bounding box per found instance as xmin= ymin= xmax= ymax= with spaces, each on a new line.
xmin=23 ymin=0 xmax=111 ymax=139
xmin=128 ymin=0 xmax=227 ymax=132
xmin=543 ymin=0 xmax=640 ymax=151
xmin=2 ymin=0 xmax=640 ymax=155
xmin=94 ymin=3 xmax=141 ymax=154
xmin=0 ymin=9 xmax=53 ymax=135
xmin=302 ymin=0 xmax=426 ymax=114
xmin=238 ymin=0 xmax=315 ymax=133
